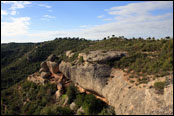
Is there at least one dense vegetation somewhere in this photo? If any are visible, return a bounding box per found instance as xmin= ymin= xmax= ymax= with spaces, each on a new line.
xmin=1 ymin=80 xmax=114 ymax=115
xmin=1 ymin=80 xmax=58 ymax=115
xmin=1 ymin=36 xmax=173 ymax=115
xmin=1 ymin=38 xmax=92 ymax=89
xmin=64 ymin=83 xmax=115 ymax=115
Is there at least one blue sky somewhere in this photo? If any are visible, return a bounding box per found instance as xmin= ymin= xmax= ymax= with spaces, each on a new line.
xmin=1 ymin=1 xmax=173 ymax=43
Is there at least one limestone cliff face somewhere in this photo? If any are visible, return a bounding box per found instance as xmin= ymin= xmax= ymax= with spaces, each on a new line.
xmin=59 ymin=61 xmax=111 ymax=95
xmin=27 ymin=51 xmax=173 ymax=115
xmin=59 ymin=50 xmax=173 ymax=115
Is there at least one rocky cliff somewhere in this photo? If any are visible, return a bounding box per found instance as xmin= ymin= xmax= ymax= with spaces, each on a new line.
xmin=59 ymin=50 xmax=173 ymax=115
xmin=28 ymin=50 xmax=173 ymax=115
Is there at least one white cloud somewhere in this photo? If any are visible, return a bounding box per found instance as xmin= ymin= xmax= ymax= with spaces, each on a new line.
xmin=55 ymin=1 xmax=172 ymax=39
xmin=79 ymin=25 xmax=98 ymax=28
xmin=1 ymin=17 xmax=30 ymax=36
xmin=2 ymin=1 xmax=31 ymax=10
xmin=97 ymin=15 xmax=104 ymax=18
xmin=10 ymin=10 xmax=17 ymax=15
xmin=39 ymin=4 xmax=51 ymax=8
xmin=40 ymin=15 xmax=56 ymax=21
xmin=106 ymin=1 xmax=173 ymax=15
xmin=1 ymin=10 xmax=8 ymax=15
xmin=43 ymin=15 xmax=55 ymax=18
xmin=103 ymin=18 xmax=113 ymax=21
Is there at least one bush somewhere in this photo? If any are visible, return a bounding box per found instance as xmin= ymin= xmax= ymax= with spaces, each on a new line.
xmin=40 ymin=105 xmax=73 ymax=115
xmin=26 ymin=102 xmax=38 ymax=115
xmin=41 ymin=97 xmax=47 ymax=106
xmin=82 ymin=94 xmax=105 ymax=115
xmin=40 ymin=106 xmax=54 ymax=115
xmin=74 ymin=93 xmax=85 ymax=108
xmin=54 ymin=106 xmax=74 ymax=115
xmin=154 ymin=81 xmax=165 ymax=94
xmin=78 ymin=56 xmax=84 ymax=64
xmin=68 ymin=52 xmax=79 ymax=62
xmin=99 ymin=106 xmax=115 ymax=115
xmin=33 ymin=106 xmax=43 ymax=115
xmin=22 ymin=81 xmax=32 ymax=90
xmin=138 ymin=77 xmax=148 ymax=84
xmin=66 ymin=84 xmax=77 ymax=104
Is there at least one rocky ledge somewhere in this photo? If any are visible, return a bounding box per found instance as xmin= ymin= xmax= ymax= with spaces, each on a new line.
xmin=59 ymin=50 xmax=173 ymax=115
xmin=28 ymin=50 xmax=173 ymax=115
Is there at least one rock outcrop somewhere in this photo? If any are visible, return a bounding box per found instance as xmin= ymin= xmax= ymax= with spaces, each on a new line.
xmin=27 ymin=54 xmax=60 ymax=84
xmin=27 ymin=72 xmax=46 ymax=84
xmin=78 ymin=50 xmax=126 ymax=63
xmin=27 ymin=50 xmax=173 ymax=115
xmin=59 ymin=50 xmax=173 ymax=115
xmin=27 ymin=54 xmax=70 ymax=100
xmin=66 ymin=50 xmax=74 ymax=58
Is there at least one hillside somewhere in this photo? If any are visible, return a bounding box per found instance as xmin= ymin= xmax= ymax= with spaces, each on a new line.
xmin=1 ymin=37 xmax=173 ymax=115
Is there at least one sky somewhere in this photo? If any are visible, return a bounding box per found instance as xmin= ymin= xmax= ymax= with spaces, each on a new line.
xmin=1 ymin=1 xmax=173 ymax=43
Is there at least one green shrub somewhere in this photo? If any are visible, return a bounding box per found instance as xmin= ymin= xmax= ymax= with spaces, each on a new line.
xmin=41 ymin=97 xmax=47 ymax=106
xmin=54 ymin=106 xmax=74 ymax=115
xmin=129 ymin=75 xmax=134 ymax=78
xmin=26 ymin=101 xmax=38 ymax=115
xmin=22 ymin=81 xmax=32 ymax=90
xmin=154 ymin=81 xmax=165 ymax=94
xmin=68 ymin=52 xmax=79 ymax=62
xmin=78 ymin=56 xmax=84 ymax=64
xmin=82 ymin=94 xmax=105 ymax=115
xmin=40 ymin=105 xmax=73 ymax=115
xmin=40 ymin=106 xmax=54 ymax=115
xmin=33 ymin=106 xmax=43 ymax=115
xmin=99 ymin=106 xmax=115 ymax=115
xmin=66 ymin=84 xmax=77 ymax=104
xmin=130 ymin=80 xmax=135 ymax=83
xmin=138 ymin=77 xmax=148 ymax=84
xmin=74 ymin=93 xmax=85 ymax=108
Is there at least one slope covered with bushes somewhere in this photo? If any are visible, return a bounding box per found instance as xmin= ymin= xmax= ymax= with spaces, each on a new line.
xmin=1 ymin=36 xmax=173 ymax=115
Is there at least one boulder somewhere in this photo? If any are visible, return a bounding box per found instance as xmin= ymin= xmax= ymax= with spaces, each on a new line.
xmin=57 ymin=83 xmax=62 ymax=90
xmin=40 ymin=71 xmax=50 ymax=79
xmin=39 ymin=68 xmax=45 ymax=73
xmin=46 ymin=61 xmax=59 ymax=74
xmin=55 ymin=90 xmax=62 ymax=99
xmin=70 ymin=102 xmax=77 ymax=110
xmin=76 ymin=106 xmax=84 ymax=115
xmin=40 ymin=54 xmax=60 ymax=74
xmin=40 ymin=61 xmax=49 ymax=72
xmin=47 ymin=54 xmax=57 ymax=62
xmin=66 ymin=50 xmax=74 ymax=58
xmin=27 ymin=72 xmax=46 ymax=85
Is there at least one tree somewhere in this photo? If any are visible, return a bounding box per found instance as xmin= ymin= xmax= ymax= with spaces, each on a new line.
xmin=147 ymin=37 xmax=151 ymax=40
xmin=152 ymin=37 xmax=155 ymax=40
xmin=165 ymin=36 xmax=170 ymax=39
